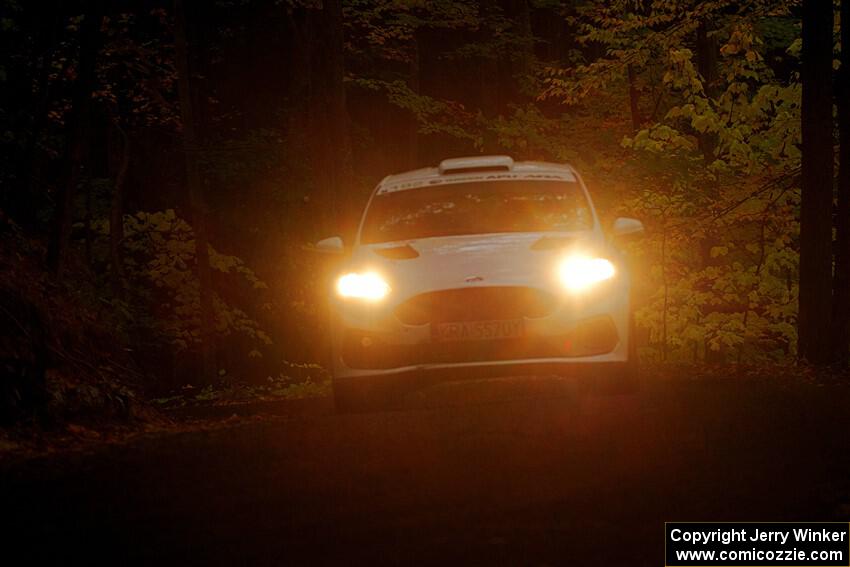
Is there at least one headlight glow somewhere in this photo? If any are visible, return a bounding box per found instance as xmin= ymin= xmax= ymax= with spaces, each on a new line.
xmin=558 ymin=255 xmax=616 ymax=292
xmin=336 ymin=272 xmax=391 ymax=301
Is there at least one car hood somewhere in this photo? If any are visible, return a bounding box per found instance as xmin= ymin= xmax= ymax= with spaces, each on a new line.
xmin=351 ymin=232 xmax=600 ymax=299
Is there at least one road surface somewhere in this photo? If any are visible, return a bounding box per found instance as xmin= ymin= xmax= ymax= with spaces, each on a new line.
xmin=3 ymin=374 xmax=850 ymax=565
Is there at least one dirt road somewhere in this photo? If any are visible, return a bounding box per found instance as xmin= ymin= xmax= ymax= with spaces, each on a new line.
xmin=3 ymin=374 xmax=850 ymax=565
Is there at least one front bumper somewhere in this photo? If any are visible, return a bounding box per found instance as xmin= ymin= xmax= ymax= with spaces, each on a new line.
xmin=331 ymin=284 xmax=631 ymax=380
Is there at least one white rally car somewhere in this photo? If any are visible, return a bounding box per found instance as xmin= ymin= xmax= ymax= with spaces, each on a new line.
xmin=316 ymin=156 xmax=644 ymax=411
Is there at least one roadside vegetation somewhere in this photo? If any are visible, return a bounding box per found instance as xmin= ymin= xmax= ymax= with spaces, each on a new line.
xmin=1 ymin=0 xmax=849 ymax=447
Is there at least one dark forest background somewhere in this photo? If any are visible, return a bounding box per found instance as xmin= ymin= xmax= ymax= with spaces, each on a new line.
xmin=1 ymin=0 xmax=848 ymax=420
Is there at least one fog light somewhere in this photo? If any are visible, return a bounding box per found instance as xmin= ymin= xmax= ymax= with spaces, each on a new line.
xmin=361 ymin=337 xmax=374 ymax=348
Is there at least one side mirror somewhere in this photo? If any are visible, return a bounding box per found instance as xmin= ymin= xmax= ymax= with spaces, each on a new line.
xmin=314 ymin=236 xmax=345 ymax=254
xmin=612 ymin=217 xmax=644 ymax=237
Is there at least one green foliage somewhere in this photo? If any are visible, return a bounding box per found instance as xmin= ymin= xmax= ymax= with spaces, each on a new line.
xmin=1 ymin=0 xmax=822 ymax=377
xmin=346 ymin=0 xmax=807 ymax=363
xmin=152 ymin=362 xmax=331 ymax=407
xmin=96 ymin=9 xmax=178 ymax=128
xmin=346 ymin=0 xmax=539 ymax=141
xmin=352 ymin=77 xmax=482 ymax=142
xmin=95 ymin=209 xmax=271 ymax=355
xmin=539 ymin=0 xmax=803 ymax=362
xmin=344 ymin=0 xmax=487 ymax=63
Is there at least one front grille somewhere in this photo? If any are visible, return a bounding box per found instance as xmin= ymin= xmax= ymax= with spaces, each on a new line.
xmin=342 ymin=334 xmax=563 ymax=369
xmin=341 ymin=316 xmax=618 ymax=370
xmin=393 ymin=286 xmax=557 ymax=326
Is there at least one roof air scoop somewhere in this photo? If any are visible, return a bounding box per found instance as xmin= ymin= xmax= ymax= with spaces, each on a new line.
xmin=530 ymin=235 xmax=576 ymax=251
xmin=372 ymin=243 xmax=420 ymax=260
xmin=438 ymin=155 xmax=514 ymax=175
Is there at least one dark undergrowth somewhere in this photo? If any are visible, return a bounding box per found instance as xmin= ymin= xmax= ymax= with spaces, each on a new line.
xmin=0 ymin=212 xmax=167 ymax=454
xmin=2 ymin=208 xmax=848 ymax=461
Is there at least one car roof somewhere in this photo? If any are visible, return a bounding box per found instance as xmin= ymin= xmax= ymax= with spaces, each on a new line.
xmin=375 ymin=155 xmax=579 ymax=194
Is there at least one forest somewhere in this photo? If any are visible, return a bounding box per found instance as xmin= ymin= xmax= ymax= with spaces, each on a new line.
xmin=1 ymin=0 xmax=849 ymax=426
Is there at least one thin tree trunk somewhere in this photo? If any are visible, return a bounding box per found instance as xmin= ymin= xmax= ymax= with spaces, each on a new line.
xmin=46 ymin=4 xmax=102 ymax=276
xmin=407 ymin=32 xmax=420 ymax=169
xmin=696 ymin=21 xmax=718 ymax=91
xmin=832 ymin=0 xmax=850 ymax=364
xmin=798 ymin=0 xmax=835 ymax=364
xmin=322 ymin=0 xmax=353 ymax=234
xmin=507 ymin=0 xmax=533 ymax=107
xmin=109 ymin=124 xmax=129 ymax=296
xmin=477 ymin=0 xmax=500 ymax=152
xmin=627 ymin=64 xmax=641 ymax=132
xmin=287 ymin=7 xmax=313 ymax=136
xmin=84 ymin=177 xmax=92 ymax=265
xmin=174 ymin=0 xmax=216 ymax=384
xmin=661 ymin=223 xmax=668 ymax=362
xmin=695 ymin=20 xmax=718 ymax=161
xmin=18 ymin=6 xmax=63 ymax=230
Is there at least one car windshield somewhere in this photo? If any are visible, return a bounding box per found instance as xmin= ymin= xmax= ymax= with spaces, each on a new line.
xmin=360 ymin=180 xmax=592 ymax=244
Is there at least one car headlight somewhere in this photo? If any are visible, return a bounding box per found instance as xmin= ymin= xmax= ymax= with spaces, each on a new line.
xmin=558 ymin=255 xmax=616 ymax=292
xmin=336 ymin=272 xmax=391 ymax=301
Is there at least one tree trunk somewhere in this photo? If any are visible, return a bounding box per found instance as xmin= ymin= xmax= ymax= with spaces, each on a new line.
xmin=832 ymin=0 xmax=850 ymax=364
xmin=627 ymin=64 xmax=641 ymax=132
xmin=84 ymin=176 xmax=92 ymax=265
xmin=174 ymin=0 xmax=216 ymax=384
xmin=46 ymin=3 xmax=102 ymax=276
xmin=109 ymin=124 xmax=129 ymax=296
xmin=798 ymin=0 xmax=835 ymax=364
xmin=695 ymin=20 xmax=718 ymax=161
xmin=661 ymin=223 xmax=668 ymax=362
xmin=18 ymin=6 xmax=64 ymax=230
xmin=407 ymin=32 xmax=421 ymax=169
xmin=506 ymin=0 xmax=533 ymax=108
xmin=321 ymin=0 xmax=354 ymax=234
xmin=287 ymin=7 xmax=313 ymax=137
xmin=695 ymin=21 xmax=718 ymax=92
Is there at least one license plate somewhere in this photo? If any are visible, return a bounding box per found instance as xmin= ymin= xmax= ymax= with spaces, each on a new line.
xmin=432 ymin=319 xmax=524 ymax=342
